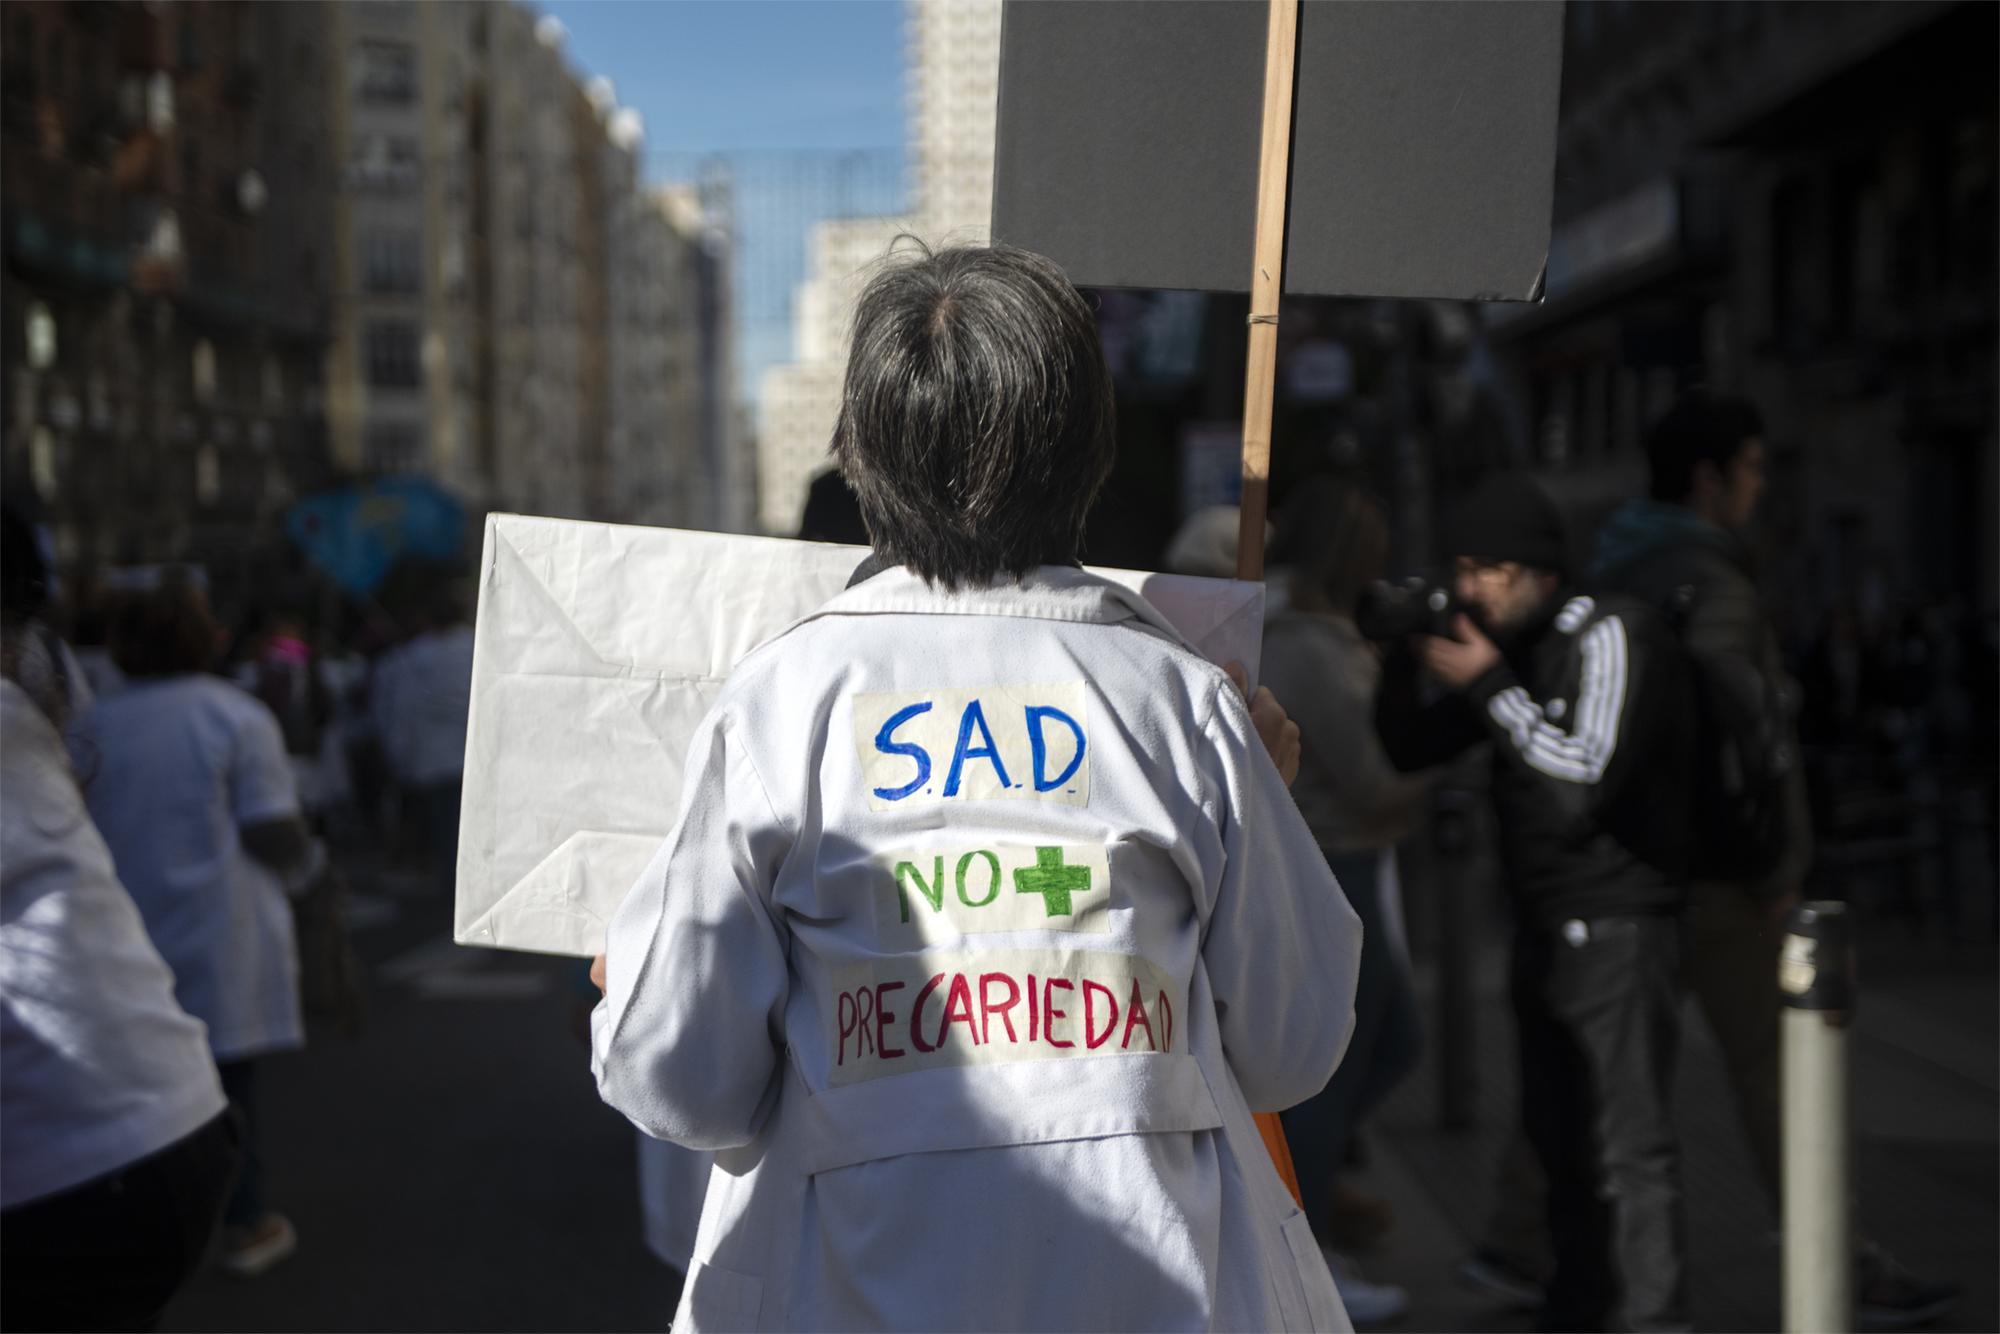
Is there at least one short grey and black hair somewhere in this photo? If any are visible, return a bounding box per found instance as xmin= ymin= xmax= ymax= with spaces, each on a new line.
xmin=832 ymin=241 xmax=1115 ymax=590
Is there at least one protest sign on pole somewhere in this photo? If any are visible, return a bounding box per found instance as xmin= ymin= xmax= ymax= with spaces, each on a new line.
xmin=993 ymin=0 xmax=1565 ymax=1210
xmin=1237 ymin=0 xmax=1302 ymax=1210
xmin=991 ymin=0 xmax=1563 ymax=302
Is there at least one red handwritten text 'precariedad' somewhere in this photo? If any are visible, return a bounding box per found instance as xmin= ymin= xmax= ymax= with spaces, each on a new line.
xmin=826 ymin=951 xmax=1181 ymax=1086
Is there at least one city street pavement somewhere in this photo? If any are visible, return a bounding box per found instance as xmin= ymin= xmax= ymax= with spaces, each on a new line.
xmin=162 ymin=862 xmax=684 ymax=1333
xmin=1361 ymin=934 xmax=1998 ymax=1333
xmin=160 ymin=850 xmax=1995 ymax=1333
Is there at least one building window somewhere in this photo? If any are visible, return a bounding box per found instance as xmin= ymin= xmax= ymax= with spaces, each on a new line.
xmin=31 ymin=427 xmax=57 ymax=500
xmin=262 ymin=353 xmax=284 ymax=409
xmin=364 ymin=321 xmax=421 ymax=389
xmin=355 ymin=40 xmax=417 ymax=105
xmin=26 ymin=303 xmax=56 ymax=370
xmin=147 ymin=71 xmax=175 ymax=131
xmin=348 ymin=135 xmax=420 ymax=193
xmin=1770 ymin=179 xmax=1817 ymax=351
xmin=366 ymin=421 xmax=424 ymax=473
xmin=192 ymin=340 xmax=218 ymax=402
xmin=362 ymin=230 xmax=423 ymax=294
xmin=142 ymin=206 xmax=183 ymax=262
xmin=195 ymin=445 xmax=221 ymax=505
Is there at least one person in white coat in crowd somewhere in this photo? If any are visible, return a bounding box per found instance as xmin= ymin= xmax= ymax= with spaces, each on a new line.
xmin=0 ymin=510 xmax=240 ymax=1329
xmin=591 ymin=243 xmax=1363 ymax=1331
xmin=71 ymin=580 xmax=316 ymax=1277
xmin=370 ymin=588 xmax=475 ymax=894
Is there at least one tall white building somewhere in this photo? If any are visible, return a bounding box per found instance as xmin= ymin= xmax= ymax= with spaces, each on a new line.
xmin=325 ymin=0 xmax=485 ymax=493
xmin=483 ymin=6 xmax=590 ymax=517
xmin=753 ymin=0 xmax=1002 ymax=535
xmin=655 ymin=184 xmax=751 ymax=533
xmin=908 ymin=0 xmax=1002 ymax=242
xmin=755 ymin=215 xmax=911 ymax=533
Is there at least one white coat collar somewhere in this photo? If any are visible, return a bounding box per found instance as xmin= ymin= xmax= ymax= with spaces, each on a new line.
xmin=797 ymin=563 xmax=1192 ymax=649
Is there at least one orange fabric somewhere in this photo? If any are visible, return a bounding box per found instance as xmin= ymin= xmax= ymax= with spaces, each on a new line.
xmin=1255 ymin=1110 xmax=1303 ymax=1207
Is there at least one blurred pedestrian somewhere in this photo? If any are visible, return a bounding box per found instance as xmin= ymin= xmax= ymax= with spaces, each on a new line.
xmin=1 ymin=509 xmax=239 ymax=1329
xmin=0 ymin=508 xmax=96 ymax=726
xmin=1376 ymin=474 xmax=1696 ymax=1332
xmin=370 ymin=587 xmax=473 ymax=895
xmin=591 ymin=242 xmax=1361 ymax=1331
xmin=1591 ymin=389 xmax=1958 ymax=1329
xmin=1263 ymin=476 xmax=1435 ymax=1326
xmin=64 ymin=570 xmax=125 ymax=703
xmin=796 ymin=467 xmax=869 ymax=545
xmin=234 ymin=609 xmax=337 ymax=819
xmin=1162 ymin=503 xmax=1265 ymax=580
xmin=71 ymin=579 xmax=314 ymax=1277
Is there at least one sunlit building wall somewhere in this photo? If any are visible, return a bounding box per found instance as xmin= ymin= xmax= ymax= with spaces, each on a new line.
xmin=754 ymin=215 xmax=909 ymax=534
xmin=325 ymin=0 xmax=484 ymax=496
xmin=907 ymin=0 xmax=1001 ymax=243
xmin=751 ymin=0 xmax=1002 ymax=535
xmin=655 ymin=183 xmax=750 ymax=533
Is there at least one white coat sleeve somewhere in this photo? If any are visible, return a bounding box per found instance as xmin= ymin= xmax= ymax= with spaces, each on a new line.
xmin=1198 ymin=678 xmax=1363 ymax=1113
xmin=591 ymin=706 xmax=793 ymax=1150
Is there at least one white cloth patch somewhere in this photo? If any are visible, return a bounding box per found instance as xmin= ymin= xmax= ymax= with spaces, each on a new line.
xmin=875 ymin=843 xmax=1113 ymax=944
xmin=827 ymin=948 xmax=1181 ymax=1087
xmin=851 ymin=683 xmax=1090 ymax=811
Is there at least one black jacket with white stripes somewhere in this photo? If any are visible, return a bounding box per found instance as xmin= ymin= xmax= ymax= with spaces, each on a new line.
xmin=1375 ymin=591 xmax=1696 ymax=927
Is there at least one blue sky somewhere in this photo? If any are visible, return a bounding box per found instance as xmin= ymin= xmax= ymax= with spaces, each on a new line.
xmin=540 ymin=2 xmax=911 ymax=407
xmin=539 ymin=1 xmax=907 ymax=155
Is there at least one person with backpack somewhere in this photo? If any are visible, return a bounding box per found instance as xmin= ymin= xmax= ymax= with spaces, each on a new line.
xmin=1376 ymin=473 xmax=1697 ymax=1333
xmin=1590 ymin=390 xmax=1957 ymax=1330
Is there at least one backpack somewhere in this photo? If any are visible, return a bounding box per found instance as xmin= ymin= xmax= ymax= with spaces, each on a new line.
xmin=1663 ymin=579 xmax=1792 ymax=883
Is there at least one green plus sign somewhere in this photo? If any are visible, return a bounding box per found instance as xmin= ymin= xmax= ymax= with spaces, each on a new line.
xmin=1014 ymin=847 xmax=1093 ymax=917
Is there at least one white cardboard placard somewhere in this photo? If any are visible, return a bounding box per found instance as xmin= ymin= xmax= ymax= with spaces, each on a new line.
xmin=453 ymin=514 xmax=1265 ymax=957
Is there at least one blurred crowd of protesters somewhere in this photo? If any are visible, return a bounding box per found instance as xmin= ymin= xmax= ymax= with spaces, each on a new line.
xmin=0 ymin=378 xmax=1984 ymax=1329
xmin=0 ymin=498 xmax=472 ymax=1326
xmin=1145 ymin=390 xmax=1963 ymax=1332
xmin=771 ymin=375 xmax=1980 ymax=1331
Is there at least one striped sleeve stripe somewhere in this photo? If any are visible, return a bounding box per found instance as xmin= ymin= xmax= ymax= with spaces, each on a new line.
xmin=1482 ymin=615 xmax=1629 ymax=784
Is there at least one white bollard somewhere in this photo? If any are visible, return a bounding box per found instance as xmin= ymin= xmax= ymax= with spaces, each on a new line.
xmin=1780 ymin=900 xmax=1854 ymax=1334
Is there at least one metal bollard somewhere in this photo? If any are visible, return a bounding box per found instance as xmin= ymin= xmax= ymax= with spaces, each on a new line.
xmin=1780 ymin=900 xmax=1855 ymax=1334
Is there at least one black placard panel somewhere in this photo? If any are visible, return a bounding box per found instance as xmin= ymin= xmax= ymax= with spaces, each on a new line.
xmin=991 ymin=0 xmax=1564 ymax=301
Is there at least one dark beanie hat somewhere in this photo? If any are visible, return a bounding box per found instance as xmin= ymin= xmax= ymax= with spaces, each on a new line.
xmin=1444 ymin=473 xmax=1568 ymax=575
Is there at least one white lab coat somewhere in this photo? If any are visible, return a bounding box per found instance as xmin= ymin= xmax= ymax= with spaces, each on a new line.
xmin=592 ymin=566 xmax=1361 ymax=1332
xmin=371 ymin=624 xmax=474 ymax=788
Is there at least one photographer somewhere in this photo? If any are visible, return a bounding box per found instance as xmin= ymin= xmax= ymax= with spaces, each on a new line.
xmin=1374 ymin=474 xmax=1696 ymax=1333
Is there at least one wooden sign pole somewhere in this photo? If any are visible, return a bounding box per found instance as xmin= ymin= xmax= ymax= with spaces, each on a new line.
xmin=1239 ymin=0 xmax=1306 ymax=1209
xmin=1234 ymin=0 xmax=1300 ymax=586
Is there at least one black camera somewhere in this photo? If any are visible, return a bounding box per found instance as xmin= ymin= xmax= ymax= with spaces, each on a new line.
xmin=1356 ymin=577 xmax=1462 ymax=642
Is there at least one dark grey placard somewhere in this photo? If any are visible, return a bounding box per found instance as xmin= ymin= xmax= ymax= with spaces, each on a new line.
xmin=990 ymin=0 xmax=1564 ymax=301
